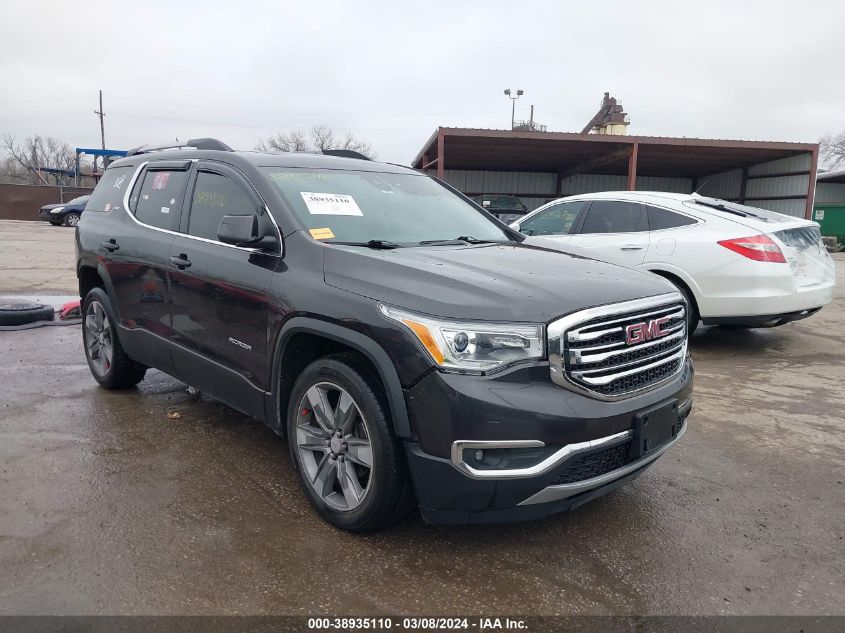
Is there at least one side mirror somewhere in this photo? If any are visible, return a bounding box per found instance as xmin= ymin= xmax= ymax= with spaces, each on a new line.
xmin=217 ymin=214 xmax=258 ymax=245
xmin=217 ymin=214 xmax=279 ymax=251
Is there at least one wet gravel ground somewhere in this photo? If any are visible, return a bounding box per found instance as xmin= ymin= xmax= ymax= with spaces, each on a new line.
xmin=0 ymin=256 xmax=843 ymax=616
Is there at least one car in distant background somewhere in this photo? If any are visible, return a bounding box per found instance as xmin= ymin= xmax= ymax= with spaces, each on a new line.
xmin=510 ymin=191 xmax=836 ymax=331
xmin=472 ymin=194 xmax=528 ymax=224
xmin=39 ymin=195 xmax=90 ymax=227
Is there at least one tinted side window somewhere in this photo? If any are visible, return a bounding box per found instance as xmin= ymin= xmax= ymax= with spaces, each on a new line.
xmin=84 ymin=166 xmax=134 ymax=213
xmin=579 ymin=201 xmax=647 ymax=234
xmin=188 ymin=171 xmax=261 ymax=241
xmin=647 ymin=205 xmax=697 ymax=230
xmin=133 ymin=169 xmax=189 ymax=230
xmin=520 ymin=201 xmax=586 ymax=236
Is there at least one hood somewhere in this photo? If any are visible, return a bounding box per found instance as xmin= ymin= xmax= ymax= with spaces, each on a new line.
xmin=323 ymin=242 xmax=674 ymax=323
xmin=40 ymin=203 xmax=64 ymax=211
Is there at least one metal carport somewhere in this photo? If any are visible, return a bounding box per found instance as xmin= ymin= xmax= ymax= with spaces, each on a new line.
xmin=412 ymin=128 xmax=819 ymax=219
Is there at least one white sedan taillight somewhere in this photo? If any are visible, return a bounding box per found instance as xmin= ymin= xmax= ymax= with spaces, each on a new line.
xmin=717 ymin=234 xmax=787 ymax=263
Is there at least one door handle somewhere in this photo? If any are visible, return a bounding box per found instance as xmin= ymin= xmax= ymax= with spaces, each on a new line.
xmin=100 ymin=239 xmax=119 ymax=252
xmin=620 ymin=245 xmax=644 ymax=251
xmin=169 ymin=254 xmax=192 ymax=269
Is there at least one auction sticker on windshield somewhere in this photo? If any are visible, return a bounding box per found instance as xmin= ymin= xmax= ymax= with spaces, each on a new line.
xmin=301 ymin=192 xmax=363 ymax=216
xmin=309 ymin=227 xmax=336 ymax=240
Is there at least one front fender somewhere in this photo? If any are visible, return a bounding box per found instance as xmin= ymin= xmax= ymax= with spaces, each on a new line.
xmin=269 ymin=316 xmax=412 ymax=439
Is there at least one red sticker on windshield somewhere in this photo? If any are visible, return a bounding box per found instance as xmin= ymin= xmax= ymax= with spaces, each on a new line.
xmin=152 ymin=172 xmax=170 ymax=190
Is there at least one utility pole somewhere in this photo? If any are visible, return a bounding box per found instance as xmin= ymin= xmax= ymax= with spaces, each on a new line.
xmin=94 ymin=90 xmax=106 ymax=172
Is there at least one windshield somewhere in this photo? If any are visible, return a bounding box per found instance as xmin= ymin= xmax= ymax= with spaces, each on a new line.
xmin=68 ymin=195 xmax=89 ymax=205
xmin=262 ymin=168 xmax=512 ymax=246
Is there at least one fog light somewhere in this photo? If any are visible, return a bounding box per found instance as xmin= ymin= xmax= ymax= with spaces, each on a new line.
xmin=463 ymin=445 xmax=557 ymax=470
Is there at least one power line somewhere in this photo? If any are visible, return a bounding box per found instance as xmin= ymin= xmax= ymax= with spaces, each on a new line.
xmin=107 ymin=109 xmax=435 ymax=132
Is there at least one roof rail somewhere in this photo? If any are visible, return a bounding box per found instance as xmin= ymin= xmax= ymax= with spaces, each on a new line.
xmin=321 ymin=149 xmax=371 ymax=161
xmin=125 ymin=137 xmax=233 ymax=157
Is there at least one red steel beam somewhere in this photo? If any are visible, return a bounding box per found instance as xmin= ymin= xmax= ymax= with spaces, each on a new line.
xmin=627 ymin=142 xmax=639 ymax=190
xmin=806 ymin=147 xmax=819 ymax=220
xmin=436 ymin=128 xmax=445 ymax=180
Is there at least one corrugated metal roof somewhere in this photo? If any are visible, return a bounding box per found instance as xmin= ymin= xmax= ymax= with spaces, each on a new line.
xmin=436 ymin=127 xmax=817 ymax=146
xmin=413 ymin=127 xmax=818 ymax=173
xmin=817 ymin=168 xmax=845 ymax=183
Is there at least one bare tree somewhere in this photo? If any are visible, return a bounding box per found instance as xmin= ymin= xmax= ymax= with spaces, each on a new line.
xmin=255 ymin=130 xmax=310 ymax=153
xmin=310 ymin=125 xmax=336 ymax=152
xmin=1 ymin=154 xmax=28 ymax=183
xmin=820 ymin=131 xmax=845 ymax=170
xmin=2 ymin=133 xmax=77 ymax=184
xmin=256 ymin=125 xmax=376 ymax=159
xmin=336 ymin=131 xmax=375 ymax=159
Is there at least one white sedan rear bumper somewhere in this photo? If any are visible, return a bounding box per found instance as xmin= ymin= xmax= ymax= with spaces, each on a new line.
xmin=693 ymin=257 xmax=835 ymax=321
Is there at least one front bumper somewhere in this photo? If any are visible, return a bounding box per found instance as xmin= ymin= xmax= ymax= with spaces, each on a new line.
xmin=403 ymin=356 xmax=693 ymax=524
xmin=407 ymin=418 xmax=686 ymax=525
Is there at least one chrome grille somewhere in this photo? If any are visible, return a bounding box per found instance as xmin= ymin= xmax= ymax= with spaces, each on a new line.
xmin=548 ymin=293 xmax=687 ymax=400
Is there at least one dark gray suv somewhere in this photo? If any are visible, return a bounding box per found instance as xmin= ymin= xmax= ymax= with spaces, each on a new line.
xmin=75 ymin=138 xmax=693 ymax=531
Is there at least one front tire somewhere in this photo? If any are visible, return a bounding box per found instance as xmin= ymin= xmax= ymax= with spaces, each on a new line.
xmin=664 ymin=279 xmax=699 ymax=334
xmin=63 ymin=212 xmax=80 ymax=227
xmin=286 ymin=355 xmax=413 ymax=532
xmin=82 ymin=288 xmax=146 ymax=389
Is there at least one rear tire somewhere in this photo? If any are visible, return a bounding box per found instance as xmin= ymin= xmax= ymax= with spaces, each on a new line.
xmin=82 ymin=287 xmax=146 ymax=389
xmin=286 ymin=355 xmax=413 ymax=532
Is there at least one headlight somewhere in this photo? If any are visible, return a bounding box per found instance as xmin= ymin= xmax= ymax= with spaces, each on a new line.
xmin=50 ymin=207 xmax=65 ymax=214
xmin=378 ymin=304 xmax=544 ymax=374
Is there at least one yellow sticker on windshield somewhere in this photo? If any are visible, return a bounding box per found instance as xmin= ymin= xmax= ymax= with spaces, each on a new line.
xmin=309 ymin=227 xmax=335 ymax=240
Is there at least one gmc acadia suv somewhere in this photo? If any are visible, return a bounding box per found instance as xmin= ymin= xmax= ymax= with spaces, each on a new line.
xmin=75 ymin=138 xmax=694 ymax=531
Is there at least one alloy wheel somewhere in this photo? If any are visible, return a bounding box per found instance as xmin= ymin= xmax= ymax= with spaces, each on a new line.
xmin=295 ymin=382 xmax=373 ymax=512
xmin=85 ymin=300 xmax=113 ymax=376
xmin=66 ymin=213 xmax=80 ymax=227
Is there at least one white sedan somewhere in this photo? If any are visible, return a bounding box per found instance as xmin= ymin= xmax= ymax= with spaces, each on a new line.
xmin=511 ymin=191 xmax=836 ymax=330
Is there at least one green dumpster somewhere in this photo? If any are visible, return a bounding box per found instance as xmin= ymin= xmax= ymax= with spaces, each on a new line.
xmin=813 ymin=204 xmax=845 ymax=242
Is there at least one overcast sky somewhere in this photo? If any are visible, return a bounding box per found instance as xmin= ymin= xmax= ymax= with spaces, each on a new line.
xmin=1 ymin=0 xmax=842 ymax=164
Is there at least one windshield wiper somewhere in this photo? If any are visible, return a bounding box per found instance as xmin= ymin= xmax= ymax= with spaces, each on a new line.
xmin=419 ymin=236 xmax=505 ymax=246
xmin=332 ymin=239 xmax=403 ymax=249
xmin=418 ymin=239 xmax=469 ymax=246
xmin=456 ymin=235 xmax=501 ymax=244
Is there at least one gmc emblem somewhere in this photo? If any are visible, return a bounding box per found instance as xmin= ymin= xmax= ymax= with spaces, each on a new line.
xmin=625 ymin=317 xmax=671 ymax=345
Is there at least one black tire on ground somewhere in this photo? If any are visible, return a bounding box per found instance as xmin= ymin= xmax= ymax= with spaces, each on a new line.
xmin=0 ymin=300 xmax=54 ymax=326
xmin=63 ymin=212 xmax=80 ymax=227
xmin=82 ymin=287 xmax=146 ymax=389
xmin=286 ymin=354 xmax=414 ymax=532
